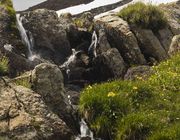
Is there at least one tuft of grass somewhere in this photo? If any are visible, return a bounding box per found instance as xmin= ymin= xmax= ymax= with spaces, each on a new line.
xmin=14 ymin=78 xmax=31 ymax=89
xmin=0 ymin=56 xmax=9 ymax=76
xmin=117 ymin=2 xmax=168 ymax=31
xmin=79 ymin=53 xmax=180 ymax=139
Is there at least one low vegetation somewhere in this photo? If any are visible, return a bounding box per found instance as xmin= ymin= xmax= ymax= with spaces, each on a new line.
xmin=0 ymin=0 xmax=17 ymax=32
xmin=79 ymin=53 xmax=180 ymax=140
xmin=0 ymin=56 xmax=9 ymax=76
xmin=118 ymin=2 xmax=168 ymax=31
xmin=14 ymin=78 xmax=32 ymax=89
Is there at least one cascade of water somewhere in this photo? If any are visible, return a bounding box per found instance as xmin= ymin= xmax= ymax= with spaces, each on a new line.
xmin=16 ymin=14 xmax=33 ymax=59
xmin=88 ymin=31 xmax=98 ymax=58
xmin=76 ymin=119 xmax=94 ymax=140
xmin=61 ymin=49 xmax=81 ymax=69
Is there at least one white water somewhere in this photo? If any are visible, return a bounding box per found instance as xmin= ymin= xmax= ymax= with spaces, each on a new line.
xmin=16 ymin=14 xmax=33 ymax=58
xmin=76 ymin=119 xmax=94 ymax=140
xmin=88 ymin=31 xmax=98 ymax=58
xmin=60 ymin=49 xmax=80 ymax=69
xmin=16 ymin=14 xmax=40 ymax=61
xmin=4 ymin=44 xmax=13 ymax=52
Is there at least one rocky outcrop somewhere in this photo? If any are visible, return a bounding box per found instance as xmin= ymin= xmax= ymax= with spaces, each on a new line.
xmin=95 ymin=15 xmax=146 ymax=65
xmin=0 ymin=78 xmax=73 ymax=140
xmin=168 ymin=34 xmax=180 ymax=55
xmin=21 ymin=9 xmax=72 ymax=64
xmin=124 ymin=66 xmax=153 ymax=81
xmin=132 ymin=28 xmax=168 ymax=62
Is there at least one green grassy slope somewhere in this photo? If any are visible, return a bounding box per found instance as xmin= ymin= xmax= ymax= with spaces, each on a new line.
xmin=79 ymin=53 xmax=180 ymax=140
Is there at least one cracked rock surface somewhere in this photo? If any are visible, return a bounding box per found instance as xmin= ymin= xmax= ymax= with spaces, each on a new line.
xmin=0 ymin=78 xmax=74 ymax=140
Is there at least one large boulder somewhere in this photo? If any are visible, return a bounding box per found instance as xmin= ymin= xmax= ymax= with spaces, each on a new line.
xmin=21 ymin=9 xmax=72 ymax=64
xmin=87 ymin=48 xmax=126 ymax=82
xmin=155 ymin=28 xmax=174 ymax=52
xmin=31 ymin=63 xmax=79 ymax=133
xmin=168 ymin=34 xmax=180 ymax=55
xmin=132 ymin=28 xmax=168 ymax=62
xmin=0 ymin=78 xmax=73 ymax=140
xmin=95 ymin=15 xmax=146 ymax=65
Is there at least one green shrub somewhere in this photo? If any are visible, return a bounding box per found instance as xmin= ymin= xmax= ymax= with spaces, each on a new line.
xmin=0 ymin=56 xmax=9 ymax=75
xmin=79 ymin=53 xmax=180 ymax=139
xmin=117 ymin=2 xmax=168 ymax=31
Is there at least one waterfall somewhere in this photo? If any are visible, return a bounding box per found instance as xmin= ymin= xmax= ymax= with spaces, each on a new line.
xmin=88 ymin=31 xmax=98 ymax=58
xmin=16 ymin=14 xmax=33 ymax=60
xmin=60 ymin=49 xmax=81 ymax=76
xmin=76 ymin=119 xmax=94 ymax=140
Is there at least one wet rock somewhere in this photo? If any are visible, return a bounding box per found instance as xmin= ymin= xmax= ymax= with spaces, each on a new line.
xmin=124 ymin=66 xmax=153 ymax=81
xmin=132 ymin=27 xmax=168 ymax=62
xmin=21 ymin=9 xmax=72 ymax=64
xmin=95 ymin=15 xmax=146 ymax=65
xmin=168 ymin=34 xmax=180 ymax=55
xmin=0 ymin=78 xmax=74 ymax=140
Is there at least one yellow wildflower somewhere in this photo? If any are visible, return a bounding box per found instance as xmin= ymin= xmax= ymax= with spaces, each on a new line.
xmin=133 ymin=86 xmax=138 ymax=90
xmin=87 ymin=85 xmax=92 ymax=89
xmin=107 ymin=92 xmax=116 ymax=97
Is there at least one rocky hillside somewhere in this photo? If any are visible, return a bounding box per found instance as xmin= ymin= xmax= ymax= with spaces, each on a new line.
xmin=0 ymin=0 xmax=180 ymax=140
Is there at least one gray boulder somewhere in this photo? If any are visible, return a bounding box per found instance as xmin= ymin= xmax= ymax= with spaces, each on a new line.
xmin=91 ymin=48 xmax=126 ymax=82
xmin=155 ymin=28 xmax=174 ymax=52
xmin=31 ymin=63 xmax=79 ymax=133
xmin=132 ymin=28 xmax=168 ymax=62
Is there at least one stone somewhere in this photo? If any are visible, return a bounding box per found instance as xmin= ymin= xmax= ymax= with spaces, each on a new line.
xmin=91 ymin=48 xmax=126 ymax=82
xmin=132 ymin=28 xmax=168 ymax=62
xmin=97 ymin=29 xmax=111 ymax=54
xmin=21 ymin=9 xmax=72 ymax=64
xmin=95 ymin=15 xmax=146 ymax=65
xmin=0 ymin=78 xmax=74 ymax=140
xmin=161 ymin=1 xmax=180 ymax=35
xmin=168 ymin=34 xmax=180 ymax=55
xmin=31 ymin=63 xmax=79 ymax=134
xmin=155 ymin=28 xmax=174 ymax=52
